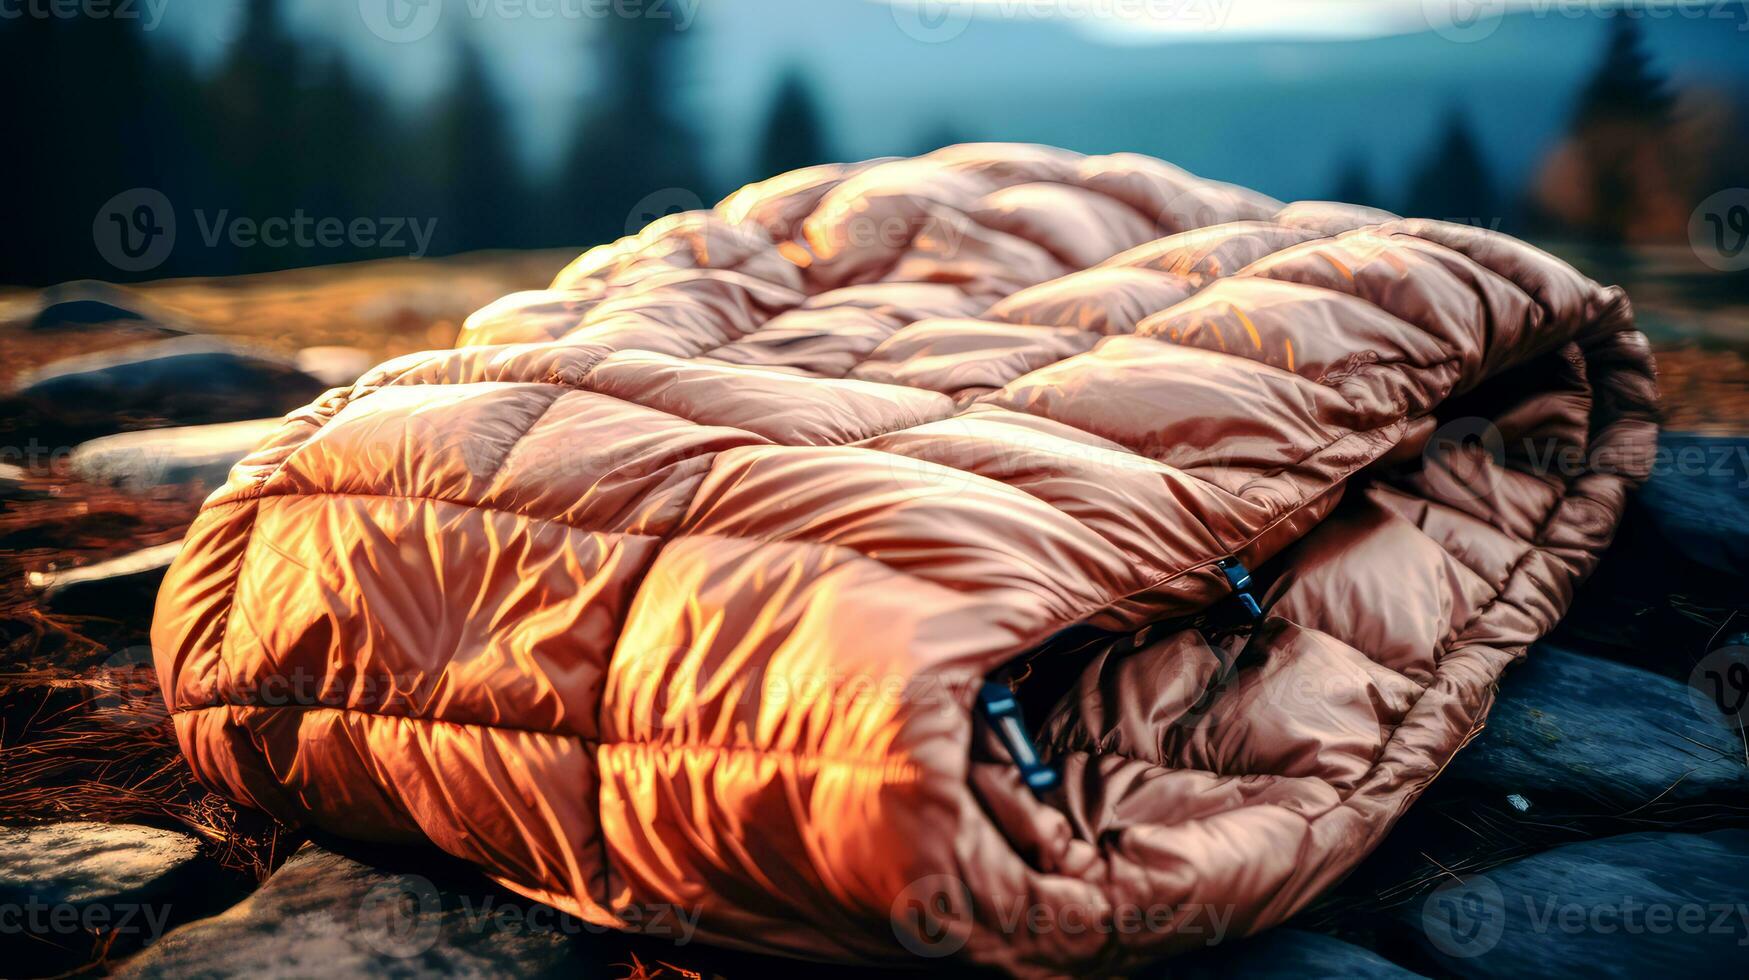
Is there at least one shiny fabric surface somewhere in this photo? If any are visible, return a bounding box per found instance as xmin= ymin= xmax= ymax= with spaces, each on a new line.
xmin=152 ymin=145 xmax=1658 ymax=976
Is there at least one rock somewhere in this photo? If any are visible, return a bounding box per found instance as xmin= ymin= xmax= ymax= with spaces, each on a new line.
xmin=69 ymin=418 xmax=280 ymax=491
xmin=295 ymin=346 xmax=375 ymax=388
xmin=114 ymin=842 xmax=623 ymax=979
xmin=0 ymin=822 xmax=200 ymax=905
xmin=1440 ymin=645 xmax=1749 ymax=810
xmin=1636 ymin=432 xmax=1749 ymax=577
xmin=1161 ymin=929 xmax=1423 ymax=978
xmin=1406 ymin=830 xmax=1749 ymax=978
xmin=0 ymin=822 xmax=224 ymax=976
xmin=30 ymin=280 xmax=192 ymax=333
xmin=28 ymin=541 xmax=183 ymax=614
xmin=1543 ymin=432 xmax=1747 ymax=678
xmin=8 ymin=336 xmax=326 ymax=430
xmin=1306 ymin=644 xmax=1749 ymax=936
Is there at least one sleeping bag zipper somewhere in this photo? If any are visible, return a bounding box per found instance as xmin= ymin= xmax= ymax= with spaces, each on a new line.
xmin=983 ymin=556 xmax=1266 ymax=798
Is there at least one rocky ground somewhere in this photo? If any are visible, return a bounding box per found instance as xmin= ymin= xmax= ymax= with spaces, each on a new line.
xmin=1 ymin=248 xmax=1746 ymax=978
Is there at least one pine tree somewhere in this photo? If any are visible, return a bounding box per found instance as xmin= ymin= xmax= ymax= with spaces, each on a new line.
xmin=210 ymin=0 xmax=305 ymax=271
xmin=755 ymin=68 xmax=831 ymax=178
xmin=551 ymin=18 xmax=709 ymax=246
xmin=1404 ymin=110 xmax=1496 ymax=227
xmin=1331 ymin=152 xmax=1382 ymax=211
xmin=295 ymin=52 xmax=423 ymax=267
xmin=1570 ymin=15 xmax=1675 ymax=243
xmin=436 ymin=39 xmax=531 ymax=253
xmin=0 ymin=13 xmax=198 ymax=283
xmin=1574 ymin=15 xmax=1673 ymax=128
xmin=0 ymin=15 xmax=66 ymax=284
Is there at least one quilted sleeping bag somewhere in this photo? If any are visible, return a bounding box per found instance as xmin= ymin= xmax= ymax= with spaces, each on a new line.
xmin=151 ymin=144 xmax=1658 ymax=975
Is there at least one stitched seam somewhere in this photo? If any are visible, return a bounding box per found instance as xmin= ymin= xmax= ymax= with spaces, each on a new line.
xmin=481 ymin=386 xmax=570 ymax=485
xmin=169 ymin=702 xmax=928 ymax=778
xmin=210 ymin=501 xmax=265 ymax=711
xmin=202 ymin=490 xmax=673 ymax=538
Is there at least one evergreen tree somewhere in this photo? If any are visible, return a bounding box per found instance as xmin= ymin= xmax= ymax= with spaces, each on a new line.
xmin=0 ymin=15 xmax=64 ymax=284
xmin=435 ymin=39 xmax=531 ymax=253
xmin=297 ymin=51 xmax=404 ymax=265
xmin=1331 ymin=152 xmax=1383 ymax=210
xmin=755 ymin=68 xmax=831 ymax=178
xmin=1404 ymin=109 xmax=1496 ymax=227
xmin=0 ymin=13 xmax=197 ymax=283
xmin=1574 ymin=14 xmax=1673 ymax=128
xmin=210 ymin=0 xmax=305 ymax=272
xmin=1569 ymin=15 xmax=1675 ymax=243
xmin=551 ymin=18 xmax=709 ymax=246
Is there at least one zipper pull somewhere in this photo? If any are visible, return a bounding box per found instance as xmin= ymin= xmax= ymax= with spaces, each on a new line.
xmin=1217 ymin=556 xmax=1263 ymax=621
xmin=978 ymin=682 xmax=1059 ymax=797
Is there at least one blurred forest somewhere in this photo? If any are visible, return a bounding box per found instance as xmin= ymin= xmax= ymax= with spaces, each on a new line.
xmin=0 ymin=1 xmax=1745 ymax=286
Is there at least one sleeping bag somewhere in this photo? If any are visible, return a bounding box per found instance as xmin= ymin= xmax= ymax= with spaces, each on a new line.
xmin=151 ymin=144 xmax=1658 ymax=976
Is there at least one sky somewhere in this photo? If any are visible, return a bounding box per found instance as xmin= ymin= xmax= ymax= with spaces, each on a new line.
xmin=155 ymin=1 xmax=1664 ymax=101
xmin=887 ymin=0 xmax=1654 ymax=42
xmin=139 ymin=0 xmax=1731 ymax=197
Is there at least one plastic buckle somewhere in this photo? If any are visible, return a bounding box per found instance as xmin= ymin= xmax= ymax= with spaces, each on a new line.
xmin=978 ymin=682 xmax=1059 ymax=797
xmin=1217 ymin=556 xmax=1263 ymax=622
